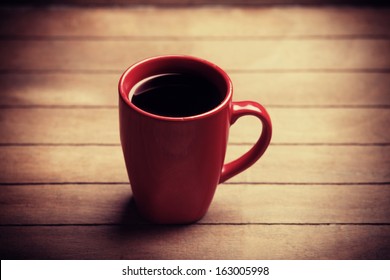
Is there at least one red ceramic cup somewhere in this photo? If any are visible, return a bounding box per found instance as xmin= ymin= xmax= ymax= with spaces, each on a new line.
xmin=119 ymin=55 xmax=272 ymax=224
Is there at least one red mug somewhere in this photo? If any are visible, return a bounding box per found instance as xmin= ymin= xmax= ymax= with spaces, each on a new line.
xmin=119 ymin=55 xmax=272 ymax=224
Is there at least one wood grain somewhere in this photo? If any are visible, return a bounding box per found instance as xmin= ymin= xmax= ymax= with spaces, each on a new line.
xmin=1 ymin=72 xmax=389 ymax=107
xmin=0 ymin=5 xmax=389 ymax=261
xmin=1 ymin=184 xmax=389 ymax=225
xmin=0 ymin=146 xmax=389 ymax=184
xmin=0 ymin=0 xmax=385 ymax=7
xmin=1 ymin=39 xmax=390 ymax=72
xmin=1 ymin=225 xmax=389 ymax=259
xmin=1 ymin=7 xmax=390 ymax=37
xmin=1 ymin=108 xmax=389 ymax=144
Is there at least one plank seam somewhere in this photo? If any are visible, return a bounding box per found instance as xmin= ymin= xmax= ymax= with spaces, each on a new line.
xmin=1 ymin=223 xmax=390 ymax=227
xmin=1 ymin=182 xmax=389 ymax=186
xmin=1 ymin=35 xmax=390 ymax=41
xmin=1 ymin=105 xmax=390 ymax=109
xmin=1 ymin=69 xmax=390 ymax=74
xmin=1 ymin=143 xmax=390 ymax=146
xmin=1 ymin=2 xmax=390 ymax=8
xmin=225 ymin=182 xmax=390 ymax=185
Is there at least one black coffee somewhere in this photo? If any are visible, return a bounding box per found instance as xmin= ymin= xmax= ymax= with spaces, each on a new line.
xmin=130 ymin=73 xmax=223 ymax=117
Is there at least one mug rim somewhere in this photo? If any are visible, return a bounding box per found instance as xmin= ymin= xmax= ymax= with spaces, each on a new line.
xmin=119 ymin=55 xmax=233 ymax=121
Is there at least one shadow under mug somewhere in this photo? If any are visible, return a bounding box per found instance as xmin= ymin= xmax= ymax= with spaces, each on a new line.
xmin=119 ymin=55 xmax=272 ymax=224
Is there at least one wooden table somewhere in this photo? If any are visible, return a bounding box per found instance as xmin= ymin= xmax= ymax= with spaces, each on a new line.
xmin=0 ymin=5 xmax=389 ymax=259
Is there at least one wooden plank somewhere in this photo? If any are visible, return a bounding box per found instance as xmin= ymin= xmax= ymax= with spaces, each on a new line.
xmin=0 ymin=184 xmax=389 ymax=225
xmin=231 ymin=72 xmax=390 ymax=107
xmin=1 ymin=72 xmax=389 ymax=107
xmin=0 ymin=108 xmax=119 ymax=145
xmin=1 ymin=39 xmax=390 ymax=71
xmin=0 ymin=225 xmax=389 ymax=259
xmin=1 ymin=7 xmax=390 ymax=37
xmin=0 ymin=146 xmax=389 ymax=184
xmin=0 ymin=6 xmax=389 ymax=263
xmin=2 ymin=0 xmax=389 ymax=7
xmin=1 ymin=108 xmax=389 ymax=144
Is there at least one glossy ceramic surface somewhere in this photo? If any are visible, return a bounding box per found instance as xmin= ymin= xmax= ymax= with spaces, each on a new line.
xmin=119 ymin=55 xmax=272 ymax=224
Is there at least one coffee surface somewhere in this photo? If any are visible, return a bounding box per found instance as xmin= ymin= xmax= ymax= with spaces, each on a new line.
xmin=131 ymin=73 xmax=223 ymax=117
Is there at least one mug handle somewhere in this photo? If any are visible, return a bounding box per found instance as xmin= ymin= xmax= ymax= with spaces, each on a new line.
xmin=219 ymin=101 xmax=272 ymax=183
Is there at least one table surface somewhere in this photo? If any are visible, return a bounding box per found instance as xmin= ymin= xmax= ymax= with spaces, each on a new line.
xmin=0 ymin=5 xmax=389 ymax=260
